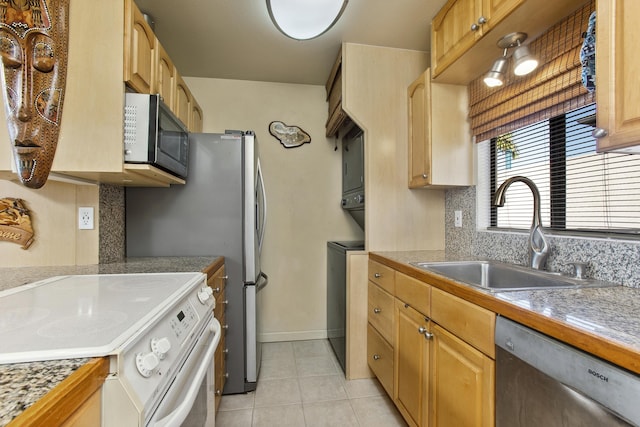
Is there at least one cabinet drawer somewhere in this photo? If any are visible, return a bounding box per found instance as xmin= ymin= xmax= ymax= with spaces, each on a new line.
xmin=367 ymin=323 xmax=394 ymax=397
xmin=431 ymin=288 xmax=495 ymax=358
xmin=368 ymin=282 xmax=395 ymax=343
xmin=395 ymin=272 xmax=431 ymax=317
xmin=368 ymin=260 xmax=396 ymax=294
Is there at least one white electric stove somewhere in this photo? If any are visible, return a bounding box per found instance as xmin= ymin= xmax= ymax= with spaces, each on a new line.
xmin=0 ymin=272 xmax=220 ymax=427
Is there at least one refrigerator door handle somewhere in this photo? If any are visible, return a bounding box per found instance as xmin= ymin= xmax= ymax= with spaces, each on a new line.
xmin=257 ymin=272 xmax=269 ymax=291
xmin=257 ymin=159 xmax=267 ymax=252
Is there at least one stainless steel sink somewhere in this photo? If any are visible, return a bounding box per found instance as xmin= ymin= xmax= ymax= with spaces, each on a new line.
xmin=410 ymin=261 xmax=616 ymax=292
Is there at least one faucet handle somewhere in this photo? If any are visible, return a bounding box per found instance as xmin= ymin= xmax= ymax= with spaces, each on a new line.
xmin=568 ymin=262 xmax=588 ymax=280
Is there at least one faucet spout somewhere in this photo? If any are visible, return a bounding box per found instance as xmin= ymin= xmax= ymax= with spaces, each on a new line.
xmin=493 ymin=176 xmax=549 ymax=270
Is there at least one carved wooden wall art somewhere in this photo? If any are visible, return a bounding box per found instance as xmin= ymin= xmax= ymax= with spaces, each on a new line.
xmin=0 ymin=197 xmax=34 ymax=248
xmin=269 ymin=121 xmax=311 ymax=148
xmin=0 ymin=0 xmax=70 ymax=188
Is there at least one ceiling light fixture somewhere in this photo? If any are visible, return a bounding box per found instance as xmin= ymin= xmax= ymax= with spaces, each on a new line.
xmin=484 ymin=32 xmax=538 ymax=87
xmin=266 ymin=0 xmax=348 ymax=41
xmin=483 ymin=51 xmax=508 ymax=87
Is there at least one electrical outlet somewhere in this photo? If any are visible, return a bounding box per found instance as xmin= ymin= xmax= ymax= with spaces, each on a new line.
xmin=78 ymin=207 xmax=94 ymax=230
xmin=454 ymin=210 xmax=463 ymax=228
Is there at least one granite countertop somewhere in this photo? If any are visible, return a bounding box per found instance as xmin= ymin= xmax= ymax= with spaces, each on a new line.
xmin=0 ymin=256 xmax=221 ymax=427
xmin=371 ymin=250 xmax=640 ymax=375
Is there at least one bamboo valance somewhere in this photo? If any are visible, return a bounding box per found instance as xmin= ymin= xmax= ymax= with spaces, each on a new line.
xmin=468 ymin=1 xmax=595 ymax=142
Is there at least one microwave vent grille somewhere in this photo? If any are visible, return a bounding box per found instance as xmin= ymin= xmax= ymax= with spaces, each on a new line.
xmin=124 ymin=105 xmax=137 ymax=146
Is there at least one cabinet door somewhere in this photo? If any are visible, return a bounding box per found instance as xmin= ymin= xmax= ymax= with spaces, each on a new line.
xmin=482 ymin=0 xmax=524 ymax=28
xmin=395 ymin=300 xmax=430 ymax=427
xmin=175 ymin=75 xmax=192 ymax=128
xmin=595 ymin=0 xmax=640 ymax=152
xmin=430 ymin=324 xmax=494 ymax=427
xmin=124 ymin=0 xmax=156 ymax=94
xmin=408 ymin=70 xmax=431 ymax=188
xmin=156 ymin=43 xmax=176 ymax=110
xmin=190 ymin=98 xmax=204 ymax=133
xmin=431 ymin=0 xmax=484 ymax=78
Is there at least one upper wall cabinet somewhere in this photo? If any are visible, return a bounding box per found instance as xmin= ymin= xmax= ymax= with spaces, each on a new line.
xmin=124 ymin=0 xmax=156 ymax=94
xmin=431 ymin=0 xmax=586 ymax=84
xmin=431 ymin=0 xmax=524 ymax=79
xmin=407 ymin=69 xmax=472 ymax=188
xmin=124 ymin=0 xmax=200 ymax=132
xmin=325 ymin=50 xmax=351 ymax=137
xmin=156 ymin=43 xmax=177 ymax=111
xmin=0 ymin=0 xmax=187 ymax=187
xmin=594 ymin=0 xmax=640 ymax=153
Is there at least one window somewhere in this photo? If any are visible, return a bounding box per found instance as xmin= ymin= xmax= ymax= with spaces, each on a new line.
xmin=489 ymin=104 xmax=640 ymax=235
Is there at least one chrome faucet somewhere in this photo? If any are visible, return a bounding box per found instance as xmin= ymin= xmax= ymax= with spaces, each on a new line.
xmin=493 ymin=176 xmax=549 ymax=270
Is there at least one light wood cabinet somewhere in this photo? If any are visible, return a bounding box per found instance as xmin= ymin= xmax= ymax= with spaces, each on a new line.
xmin=431 ymin=0 xmax=585 ymax=83
xmin=175 ymin=74 xmax=192 ymax=129
xmin=407 ymin=68 xmax=472 ymax=188
xmin=206 ymin=261 xmax=228 ymax=412
xmin=430 ymin=324 xmax=494 ymax=427
xmin=394 ymin=299 xmax=430 ymax=427
xmin=594 ymin=0 xmax=640 ymax=153
xmin=156 ymin=42 xmax=176 ymax=110
xmin=431 ymin=0 xmax=524 ymax=79
xmin=191 ymin=98 xmax=204 ymax=133
xmin=368 ymin=258 xmax=496 ymax=427
xmin=124 ymin=0 xmax=156 ymax=94
xmin=0 ymin=0 xmax=186 ymax=187
xmin=367 ymin=259 xmax=396 ymax=396
xmin=324 ymin=50 xmax=351 ymax=137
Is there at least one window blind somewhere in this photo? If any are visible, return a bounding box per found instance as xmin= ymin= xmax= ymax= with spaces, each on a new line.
xmin=490 ymin=104 xmax=640 ymax=235
xmin=469 ymin=1 xmax=595 ymax=142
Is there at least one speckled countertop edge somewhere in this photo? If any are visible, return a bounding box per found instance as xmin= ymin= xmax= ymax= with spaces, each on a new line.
xmin=0 ymin=256 xmax=221 ymax=426
xmin=0 ymin=358 xmax=89 ymax=427
xmin=372 ymin=250 xmax=640 ymax=367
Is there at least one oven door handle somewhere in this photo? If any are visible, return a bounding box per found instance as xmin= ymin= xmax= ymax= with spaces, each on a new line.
xmin=152 ymin=317 xmax=221 ymax=427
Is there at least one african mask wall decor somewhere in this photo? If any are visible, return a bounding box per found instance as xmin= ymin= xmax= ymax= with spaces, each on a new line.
xmin=0 ymin=0 xmax=69 ymax=189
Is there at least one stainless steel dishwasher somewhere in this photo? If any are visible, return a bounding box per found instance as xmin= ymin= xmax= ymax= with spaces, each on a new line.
xmin=495 ymin=316 xmax=640 ymax=426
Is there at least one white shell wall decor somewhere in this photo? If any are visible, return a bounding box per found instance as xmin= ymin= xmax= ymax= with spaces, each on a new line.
xmin=269 ymin=121 xmax=311 ymax=148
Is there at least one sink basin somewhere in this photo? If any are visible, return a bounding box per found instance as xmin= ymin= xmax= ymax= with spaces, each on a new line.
xmin=410 ymin=261 xmax=615 ymax=292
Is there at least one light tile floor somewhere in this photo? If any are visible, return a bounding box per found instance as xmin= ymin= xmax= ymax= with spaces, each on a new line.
xmin=216 ymin=339 xmax=407 ymax=427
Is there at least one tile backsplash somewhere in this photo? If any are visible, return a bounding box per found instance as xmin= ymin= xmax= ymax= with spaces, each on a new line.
xmin=445 ymin=186 xmax=640 ymax=288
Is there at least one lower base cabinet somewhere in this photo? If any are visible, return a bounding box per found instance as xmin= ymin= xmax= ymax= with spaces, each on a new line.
xmin=430 ymin=324 xmax=495 ymax=427
xmin=395 ymin=300 xmax=430 ymax=427
xmin=368 ymin=257 xmax=495 ymax=427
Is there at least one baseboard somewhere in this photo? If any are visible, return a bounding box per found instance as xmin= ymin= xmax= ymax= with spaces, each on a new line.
xmin=259 ymin=330 xmax=328 ymax=342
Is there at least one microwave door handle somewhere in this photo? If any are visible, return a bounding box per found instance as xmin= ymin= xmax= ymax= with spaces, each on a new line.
xmin=152 ymin=318 xmax=221 ymax=427
xmin=257 ymin=159 xmax=267 ymax=251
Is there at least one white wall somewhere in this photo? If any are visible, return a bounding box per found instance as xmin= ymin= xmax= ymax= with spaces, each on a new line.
xmin=186 ymin=77 xmax=362 ymax=341
xmin=0 ymin=179 xmax=99 ymax=267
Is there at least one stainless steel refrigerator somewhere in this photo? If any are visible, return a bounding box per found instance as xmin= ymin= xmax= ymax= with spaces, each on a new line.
xmin=125 ymin=131 xmax=267 ymax=394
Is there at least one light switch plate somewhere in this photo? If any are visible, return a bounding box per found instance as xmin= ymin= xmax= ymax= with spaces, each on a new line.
xmin=454 ymin=210 xmax=462 ymax=227
xmin=78 ymin=207 xmax=94 ymax=230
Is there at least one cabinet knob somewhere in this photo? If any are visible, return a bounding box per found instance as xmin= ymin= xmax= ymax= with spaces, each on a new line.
xmin=373 ymin=354 xmax=381 ymax=361
xmin=471 ymin=23 xmax=479 ymax=31
xmin=418 ymin=326 xmax=427 ymax=334
xmin=222 ymin=324 xmax=229 ymax=330
xmin=423 ymin=331 xmax=434 ymax=340
xmin=477 ymin=16 xmax=487 ymax=25
xmin=422 ymin=173 xmax=428 ymax=179
xmin=225 ymin=372 xmax=230 ymax=378
xmin=212 ymin=287 xmax=221 ymax=293
xmin=592 ymin=127 xmax=608 ymax=139
xmin=373 ymin=307 xmax=381 ymax=314
xmin=223 ymin=348 xmax=229 ymax=354
xmin=215 ymin=389 xmax=222 ymax=395
xmin=374 ymin=273 xmax=381 ymax=278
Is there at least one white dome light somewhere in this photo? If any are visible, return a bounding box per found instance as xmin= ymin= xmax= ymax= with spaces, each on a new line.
xmin=267 ymin=0 xmax=348 ymax=40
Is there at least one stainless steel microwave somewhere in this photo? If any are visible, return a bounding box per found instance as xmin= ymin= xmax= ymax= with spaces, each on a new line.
xmin=124 ymin=93 xmax=189 ymax=178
